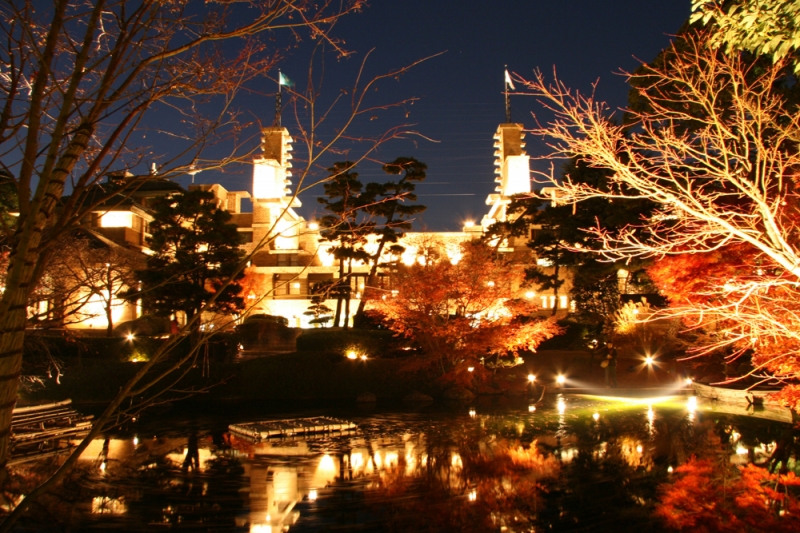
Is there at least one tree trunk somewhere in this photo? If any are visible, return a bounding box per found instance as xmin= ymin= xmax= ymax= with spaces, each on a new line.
xmin=550 ymin=264 xmax=561 ymax=317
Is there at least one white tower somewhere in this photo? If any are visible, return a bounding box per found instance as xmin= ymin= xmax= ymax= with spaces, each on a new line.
xmin=481 ymin=123 xmax=531 ymax=229
xmin=252 ymin=126 xmax=302 ymax=250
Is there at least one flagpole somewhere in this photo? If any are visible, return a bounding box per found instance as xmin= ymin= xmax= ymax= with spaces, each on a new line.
xmin=275 ymin=69 xmax=282 ymax=127
xmin=504 ymin=65 xmax=511 ymax=123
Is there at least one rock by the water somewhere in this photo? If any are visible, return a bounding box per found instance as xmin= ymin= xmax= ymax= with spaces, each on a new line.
xmin=357 ymin=392 xmax=377 ymax=403
xmin=403 ymin=390 xmax=433 ymax=403
xmin=443 ymin=387 xmax=475 ymax=402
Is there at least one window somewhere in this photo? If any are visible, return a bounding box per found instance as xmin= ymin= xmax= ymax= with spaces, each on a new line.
xmin=276 ymin=253 xmax=299 ymax=267
xmin=273 ymin=274 xmax=303 ymax=296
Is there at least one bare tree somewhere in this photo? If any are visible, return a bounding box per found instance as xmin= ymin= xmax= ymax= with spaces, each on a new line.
xmin=0 ymin=0 xmax=436 ymax=525
xmin=520 ymin=34 xmax=800 ymax=394
xmin=35 ymin=232 xmax=144 ymax=335
xmin=0 ymin=0 xmax=364 ymax=479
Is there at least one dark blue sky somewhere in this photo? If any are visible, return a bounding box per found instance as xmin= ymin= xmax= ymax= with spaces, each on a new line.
xmin=183 ymin=1 xmax=691 ymax=231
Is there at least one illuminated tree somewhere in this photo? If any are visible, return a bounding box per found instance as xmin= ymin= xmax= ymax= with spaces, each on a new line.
xmin=691 ymin=0 xmax=800 ymax=72
xmin=370 ymin=239 xmax=559 ymax=382
xmin=520 ymin=33 xmax=800 ymax=397
xmin=657 ymin=457 xmax=800 ymax=531
xmin=33 ymin=231 xmax=143 ymax=336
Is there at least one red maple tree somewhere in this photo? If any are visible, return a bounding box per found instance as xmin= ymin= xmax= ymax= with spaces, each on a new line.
xmin=369 ymin=239 xmax=559 ymax=383
xmin=657 ymin=456 xmax=800 ymax=532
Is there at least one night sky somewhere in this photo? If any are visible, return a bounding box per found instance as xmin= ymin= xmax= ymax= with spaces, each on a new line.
xmin=182 ymin=1 xmax=692 ymax=231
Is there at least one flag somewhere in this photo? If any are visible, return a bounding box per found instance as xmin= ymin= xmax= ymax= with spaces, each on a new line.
xmin=504 ymin=69 xmax=515 ymax=91
xmin=279 ymin=71 xmax=293 ymax=87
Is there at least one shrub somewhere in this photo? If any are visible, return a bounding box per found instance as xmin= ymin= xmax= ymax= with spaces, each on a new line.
xmin=296 ymin=328 xmax=402 ymax=358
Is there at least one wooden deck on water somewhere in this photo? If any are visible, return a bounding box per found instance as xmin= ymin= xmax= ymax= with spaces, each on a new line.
xmin=693 ymin=383 xmax=796 ymax=424
xmin=229 ymin=417 xmax=357 ymax=441
xmin=10 ymin=399 xmax=93 ymax=465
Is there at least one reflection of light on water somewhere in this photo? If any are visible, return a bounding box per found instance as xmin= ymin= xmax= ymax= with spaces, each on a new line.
xmin=351 ymin=452 xmax=364 ymax=470
xmin=736 ymin=445 xmax=748 ymax=455
xmin=557 ymin=398 xmax=566 ymax=414
xmin=647 ymin=406 xmax=654 ymax=423
xmin=468 ymin=489 xmax=477 ymax=502
xmin=581 ymin=395 xmax=678 ymax=406
xmin=451 ymin=453 xmax=463 ymax=468
xmin=308 ymin=489 xmax=317 ymax=501
xmin=405 ymin=453 xmax=416 ymax=475
xmin=592 ymin=412 xmax=600 ymax=421
xmin=687 ymin=396 xmax=697 ymax=412
xmin=318 ymin=454 xmax=336 ymax=475
xmin=92 ymin=496 xmax=127 ymax=514
xmin=385 ymin=451 xmax=398 ymax=468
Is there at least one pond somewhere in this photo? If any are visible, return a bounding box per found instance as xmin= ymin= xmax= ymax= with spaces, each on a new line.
xmin=19 ymin=393 xmax=800 ymax=532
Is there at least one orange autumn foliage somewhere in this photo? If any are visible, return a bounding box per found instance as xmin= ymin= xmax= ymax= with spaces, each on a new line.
xmin=657 ymin=457 xmax=800 ymax=532
xmin=369 ymin=240 xmax=559 ymax=381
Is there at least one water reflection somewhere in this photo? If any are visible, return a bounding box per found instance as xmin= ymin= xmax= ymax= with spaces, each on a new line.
xmin=21 ymin=396 xmax=795 ymax=531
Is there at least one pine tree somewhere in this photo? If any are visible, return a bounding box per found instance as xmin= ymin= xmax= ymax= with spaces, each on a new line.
xmin=129 ymin=189 xmax=246 ymax=338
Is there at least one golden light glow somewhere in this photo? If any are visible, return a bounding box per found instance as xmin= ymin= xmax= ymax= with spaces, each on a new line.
xmin=593 ymin=412 xmax=600 ymax=421
xmin=468 ymin=408 xmax=476 ymax=417
xmin=556 ymin=375 xmax=565 ymax=384
xmin=528 ymin=405 xmax=536 ymax=412
xmin=527 ymin=374 xmax=535 ymax=382
xmin=346 ymin=351 xmax=358 ymax=360
xmin=467 ymin=366 xmax=474 ymax=372
xmin=468 ymin=489 xmax=477 ymax=502
xmin=99 ymin=211 xmax=133 ymax=228
xmin=308 ymin=489 xmax=318 ymax=501
xmin=126 ymin=333 xmax=135 ymax=341
xmin=451 ymin=453 xmax=463 ymax=468
xmin=557 ymin=398 xmax=566 ymax=414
